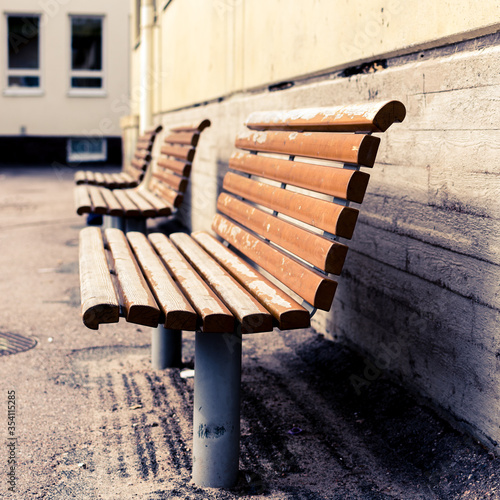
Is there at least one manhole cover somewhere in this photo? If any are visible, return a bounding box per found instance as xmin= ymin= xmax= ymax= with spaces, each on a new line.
xmin=0 ymin=332 xmax=37 ymax=356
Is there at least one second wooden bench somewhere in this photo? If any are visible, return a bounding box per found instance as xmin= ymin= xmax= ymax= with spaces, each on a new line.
xmin=74 ymin=119 xmax=210 ymax=232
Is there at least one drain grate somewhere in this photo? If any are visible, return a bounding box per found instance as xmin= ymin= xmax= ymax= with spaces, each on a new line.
xmin=0 ymin=332 xmax=37 ymax=356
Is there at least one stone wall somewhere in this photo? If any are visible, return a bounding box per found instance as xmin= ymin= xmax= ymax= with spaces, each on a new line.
xmin=150 ymin=34 xmax=500 ymax=452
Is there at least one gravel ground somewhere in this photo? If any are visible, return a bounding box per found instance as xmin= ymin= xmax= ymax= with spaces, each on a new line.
xmin=0 ymin=166 xmax=499 ymax=499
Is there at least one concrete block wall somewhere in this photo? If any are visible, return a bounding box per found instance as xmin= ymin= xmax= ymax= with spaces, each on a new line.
xmin=151 ymin=35 xmax=500 ymax=452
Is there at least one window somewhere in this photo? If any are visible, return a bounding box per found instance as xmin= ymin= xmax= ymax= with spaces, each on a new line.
xmin=67 ymin=137 xmax=107 ymax=162
xmin=70 ymin=16 xmax=103 ymax=91
xmin=6 ymin=15 xmax=41 ymax=91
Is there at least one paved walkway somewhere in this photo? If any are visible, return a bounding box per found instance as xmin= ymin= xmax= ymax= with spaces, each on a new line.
xmin=0 ymin=167 xmax=498 ymax=499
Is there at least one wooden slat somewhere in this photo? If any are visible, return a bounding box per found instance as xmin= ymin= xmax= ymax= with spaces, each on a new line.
xmin=217 ymin=193 xmax=348 ymax=274
xmin=79 ymin=227 xmax=120 ymax=330
xmin=229 ymin=152 xmax=370 ymax=203
xmin=127 ymin=232 xmax=197 ymax=330
xmin=150 ymin=181 xmax=183 ymax=208
xmin=94 ymin=172 xmax=106 ymax=185
xmin=135 ymin=188 xmax=173 ymax=216
xmin=161 ymin=144 xmax=195 ymax=162
xmin=135 ymin=150 xmax=152 ymax=161
xmin=136 ymin=138 xmax=153 ymax=150
xmin=104 ymin=228 xmax=160 ymax=327
xmin=99 ymin=188 xmax=124 ymax=216
xmin=85 ymin=171 xmax=96 ymax=184
xmin=164 ymin=131 xmax=199 ymax=147
xmin=153 ymin=171 xmax=188 ymax=192
xmin=75 ymin=185 xmax=92 ymax=214
xmin=102 ymin=173 xmax=116 ymax=188
xmin=123 ymin=189 xmax=157 ymax=217
xmin=236 ymin=131 xmax=381 ymax=167
xmin=111 ymin=190 xmax=141 ymax=216
xmin=88 ymin=186 xmax=108 ymax=214
xmin=169 ymin=232 xmax=274 ymax=334
xmin=192 ymin=231 xmax=310 ymax=330
xmin=142 ymin=124 xmax=163 ymax=138
xmin=149 ymin=233 xmax=234 ymax=333
xmin=170 ymin=119 xmax=211 ymax=133
xmin=211 ymin=214 xmax=338 ymax=311
xmin=111 ymin=173 xmax=132 ymax=188
xmin=156 ymin=157 xmax=191 ymax=176
xmin=245 ymin=100 xmax=406 ymax=133
xmin=223 ymin=172 xmax=359 ymax=239
xmin=118 ymin=172 xmax=136 ymax=186
xmin=74 ymin=170 xmax=86 ymax=184
xmin=131 ymin=158 xmax=147 ymax=171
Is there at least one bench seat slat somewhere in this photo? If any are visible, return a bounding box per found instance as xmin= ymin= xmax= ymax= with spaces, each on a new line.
xmin=157 ymin=158 xmax=192 ymax=177
xmin=149 ymin=233 xmax=235 ymax=333
xmin=94 ymin=172 xmax=106 ymax=185
xmin=99 ymin=187 xmax=124 ymax=215
xmin=127 ymin=232 xmax=197 ymax=330
xmin=75 ymin=185 xmax=92 ymax=214
xmin=245 ymin=100 xmax=406 ymax=133
xmin=192 ymin=231 xmax=311 ymax=330
xmin=84 ymin=171 xmax=96 ymax=184
xmin=88 ymin=186 xmax=108 ymax=214
xmin=74 ymin=170 xmax=86 ymax=184
xmin=118 ymin=172 xmax=136 ymax=185
xmin=229 ymin=152 xmax=370 ymax=203
xmin=111 ymin=173 xmax=135 ymax=188
xmin=135 ymin=188 xmax=173 ymax=216
xmin=111 ymin=190 xmax=141 ymax=217
xmin=102 ymin=173 xmax=116 ymax=188
xmin=79 ymin=227 xmax=120 ymax=329
xmin=218 ymin=193 xmax=348 ymax=274
xmin=123 ymin=189 xmax=157 ymax=217
xmin=169 ymin=232 xmax=274 ymax=333
xmin=223 ymin=172 xmax=359 ymax=239
xmin=105 ymin=228 xmax=160 ymax=327
xmin=212 ymin=214 xmax=337 ymax=311
xmin=236 ymin=131 xmax=380 ymax=168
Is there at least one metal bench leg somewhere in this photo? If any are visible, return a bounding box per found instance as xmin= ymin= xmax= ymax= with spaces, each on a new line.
xmin=192 ymin=330 xmax=242 ymax=487
xmin=103 ymin=215 xmax=125 ymax=230
xmin=126 ymin=217 xmax=147 ymax=233
xmin=151 ymin=326 xmax=182 ymax=369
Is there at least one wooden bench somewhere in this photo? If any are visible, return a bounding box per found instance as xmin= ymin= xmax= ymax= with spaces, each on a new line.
xmin=74 ymin=120 xmax=210 ymax=232
xmin=74 ymin=125 xmax=163 ymax=189
xmin=78 ymin=100 xmax=406 ymax=487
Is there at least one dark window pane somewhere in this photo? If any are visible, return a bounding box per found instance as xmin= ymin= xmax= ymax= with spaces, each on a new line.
xmin=70 ymin=138 xmax=104 ymax=155
xmin=8 ymin=76 xmax=40 ymax=87
xmin=8 ymin=16 xmax=39 ymax=69
xmin=71 ymin=77 xmax=102 ymax=88
xmin=71 ymin=18 xmax=102 ymax=70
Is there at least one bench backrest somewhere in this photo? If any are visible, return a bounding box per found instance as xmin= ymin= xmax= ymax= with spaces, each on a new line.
xmin=125 ymin=125 xmax=163 ymax=182
xmin=144 ymin=119 xmax=211 ymax=209
xmin=206 ymin=101 xmax=405 ymax=316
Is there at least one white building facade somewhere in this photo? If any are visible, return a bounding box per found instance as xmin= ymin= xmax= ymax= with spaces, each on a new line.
xmin=0 ymin=0 xmax=130 ymax=165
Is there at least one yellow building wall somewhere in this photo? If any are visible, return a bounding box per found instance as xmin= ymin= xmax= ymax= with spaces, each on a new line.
xmin=144 ymin=0 xmax=500 ymax=112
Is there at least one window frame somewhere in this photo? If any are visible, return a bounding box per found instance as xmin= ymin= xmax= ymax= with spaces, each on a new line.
xmin=67 ymin=137 xmax=107 ymax=163
xmin=4 ymin=12 xmax=43 ymax=97
xmin=68 ymin=14 xmax=106 ymax=97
